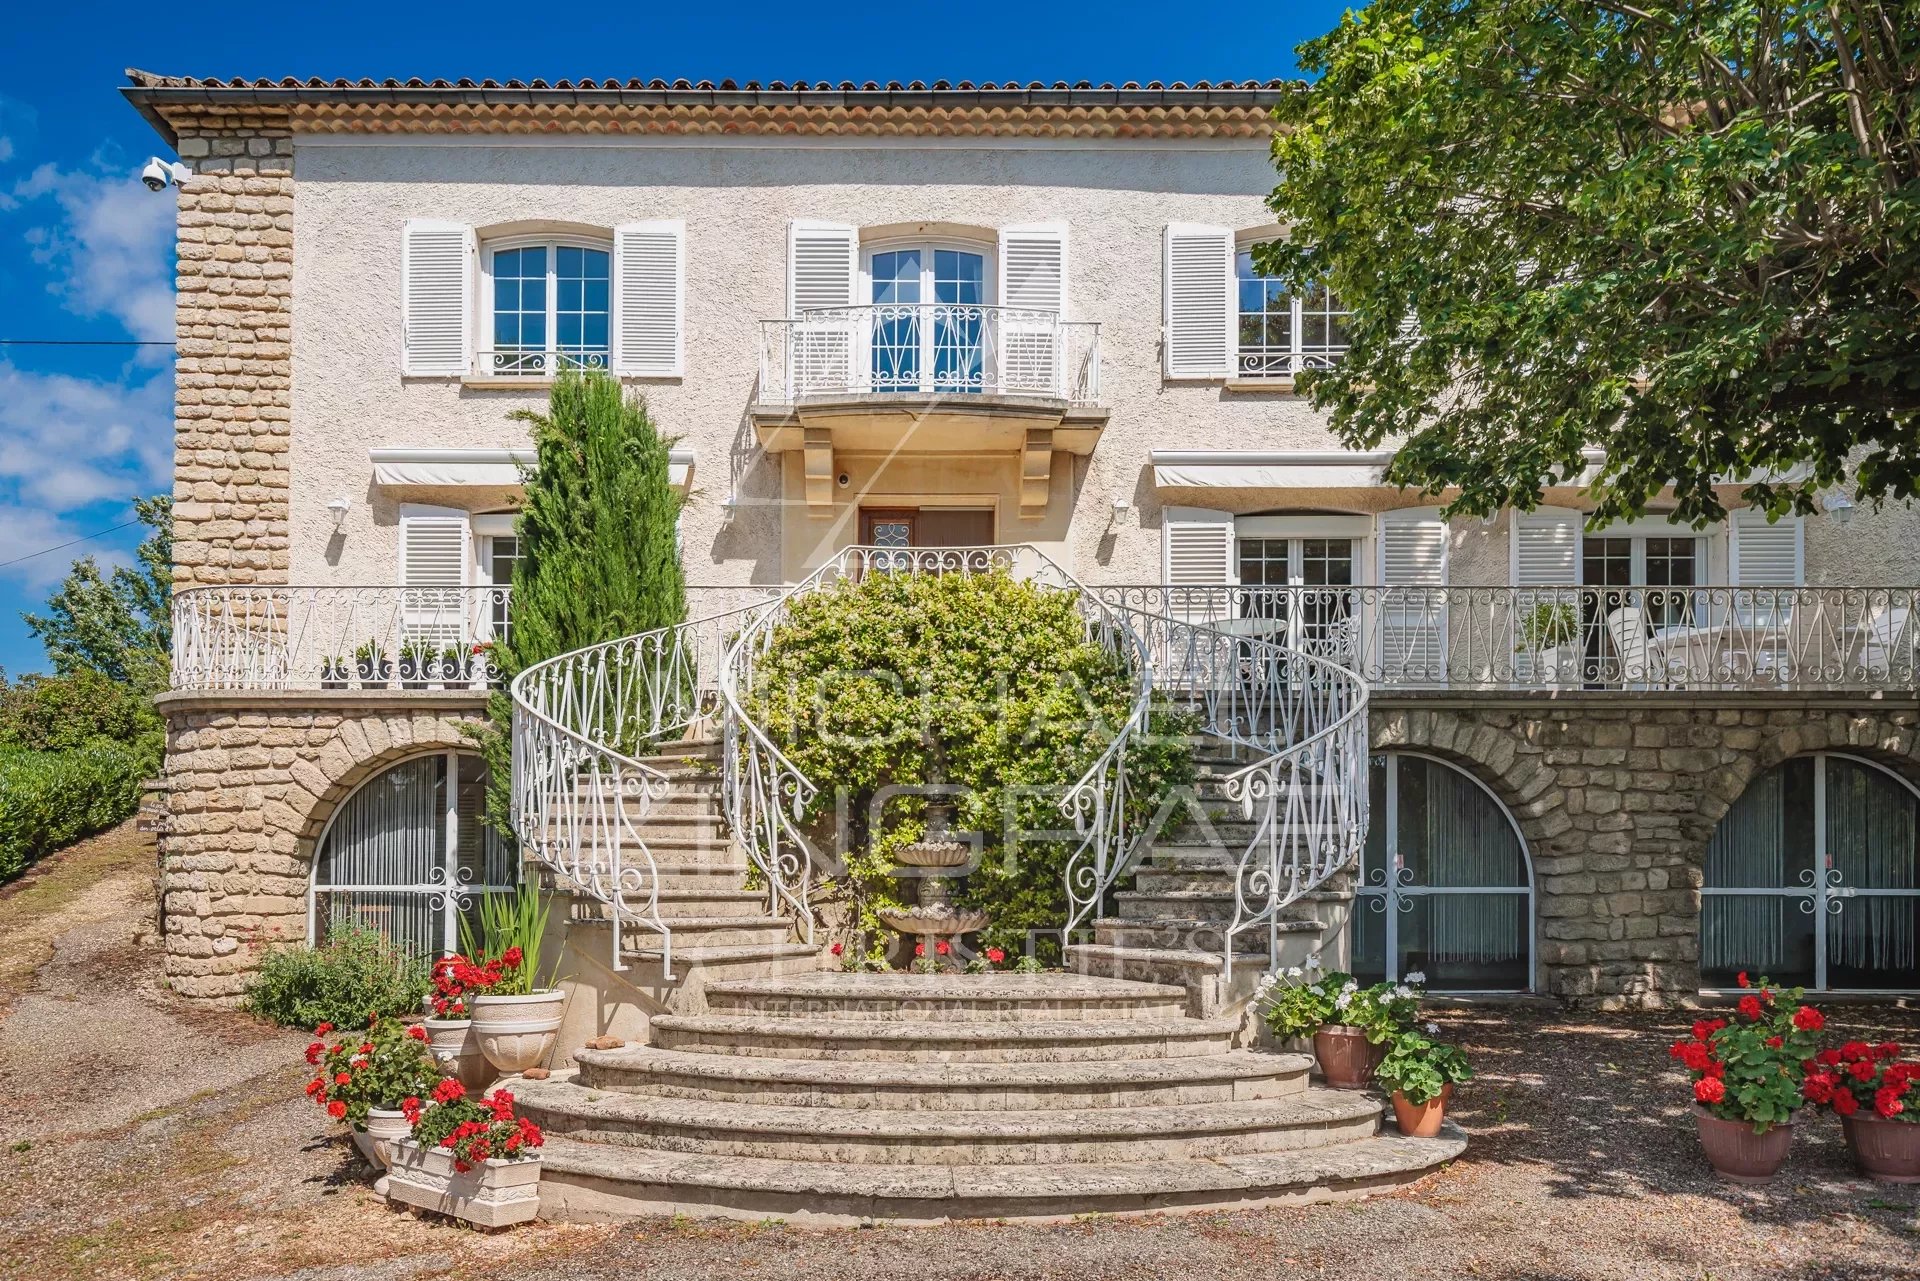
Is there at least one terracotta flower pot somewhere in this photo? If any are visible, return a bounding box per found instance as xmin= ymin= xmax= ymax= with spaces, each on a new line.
xmin=1694 ymin=1107 xmax=1793 ymax=1183
xmin=1313 ymin=1024 xmax=1386 ymax=1090
xmin=1842 ymin=1113 xmax=1920 ymax=1184
xmin=1391 ymin=1083 xmax=1454 ymax=1137
xmin=384 ymin=1139 xmax=542 ymax=1227
xmin=422 ymin=1017 xmax=494 ymax=1091
xmin=470 ymin=990 xmax=566 ymax=1076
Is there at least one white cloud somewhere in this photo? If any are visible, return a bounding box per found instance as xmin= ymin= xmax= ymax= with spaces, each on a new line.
xmin=16 ymin=161 xmax=175 ymax=345
xmin=0 ymin=365 xmax=171 ymax=590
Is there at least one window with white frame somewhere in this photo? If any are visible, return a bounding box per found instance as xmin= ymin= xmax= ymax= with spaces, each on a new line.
xmin=862 ymin=240 xmax=993 ymax=393
xmin=482 ymin=237 xmax=613 ymax=376
xmin=1235 ymin=245 xmax=1350 ymax=378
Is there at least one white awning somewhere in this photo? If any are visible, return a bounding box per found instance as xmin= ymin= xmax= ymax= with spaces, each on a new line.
xmin=1151 ymin=450 xmax=1396 ymax=490
xmin=370 ymin=446 xmax=694 ymax=492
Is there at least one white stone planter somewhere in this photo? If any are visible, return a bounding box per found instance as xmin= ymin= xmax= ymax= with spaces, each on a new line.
xmin=470 ymin=990 xmax=566 ymax=1075
xmin=384 ymin=1139 xmax=542 ymax=1227
xmin=352 ymin=1107 xmax=413 ymax=1171
xmin=422 ymin=1017 xmax=493 ymax=1091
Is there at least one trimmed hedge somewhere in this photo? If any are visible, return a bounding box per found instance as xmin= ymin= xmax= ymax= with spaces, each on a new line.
xmin=0 ymin=739 xmax=153 ymax=882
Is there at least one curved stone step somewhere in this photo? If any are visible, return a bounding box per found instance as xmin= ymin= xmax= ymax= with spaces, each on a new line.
xmin=701 ymin=973 xmax=1189 ymax=1023
xmin=648 ymin=1013 xmax=1242 ymax=1062
xmin=536 ymin=1125 xmax=1464 ymax=1224
xmin=1094 ymin=918 xmax=1319 ymax=954
xmin=573 ymin=1045 xmax=1312 ymax=1110
xmin=619 ymin=916 xmax=793 ymax=947
xmin=513 ymin=1076 xmax=1382 ymax=1165
xmin=618 ymin=942 xmax=822 ymax=981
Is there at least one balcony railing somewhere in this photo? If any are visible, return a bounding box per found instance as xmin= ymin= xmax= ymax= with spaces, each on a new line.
xmin=1089 ymin=586 xmax=1920 ymax=693
xmin=759 ymin=305 xmax=1101 ymax=405
xmin=471 ymin=346 xmax=610 ymax=378
xmin=170 ymin=586 xmax=774 ymax=692
xmin=1235 ymin=343 xmax=1348 ymax=380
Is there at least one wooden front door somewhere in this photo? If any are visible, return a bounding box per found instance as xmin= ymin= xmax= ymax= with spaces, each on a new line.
xmin=859 ymin=507 xmax=994 ymax=548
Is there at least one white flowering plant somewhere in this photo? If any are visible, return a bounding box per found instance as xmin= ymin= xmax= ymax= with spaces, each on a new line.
xmin=1256 ymin=959 xmax=1428 ymax=1044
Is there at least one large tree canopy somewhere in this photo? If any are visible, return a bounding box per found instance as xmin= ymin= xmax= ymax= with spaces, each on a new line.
xmin=24 ymin=495 xmax=172 ymax=688
xmin=1262 ymin=0 xmax=1920 ymax=526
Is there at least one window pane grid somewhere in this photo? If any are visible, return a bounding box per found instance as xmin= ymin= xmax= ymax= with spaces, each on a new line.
xmin=487 ymin=242 xmax=611 ymax=375
xmin=1235 ymin=247 xmax=1348 ymax=378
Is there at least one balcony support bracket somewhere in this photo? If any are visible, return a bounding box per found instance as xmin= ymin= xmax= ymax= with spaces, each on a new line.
xmin=803 ymin=428 xmax=835 ymax=508
xmin=1021 ymin=428 xmax=1055 ymax=516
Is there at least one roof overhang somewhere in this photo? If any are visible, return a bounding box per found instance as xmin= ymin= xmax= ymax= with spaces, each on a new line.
xmin=369 ymin=446 xmax=693 ymax=492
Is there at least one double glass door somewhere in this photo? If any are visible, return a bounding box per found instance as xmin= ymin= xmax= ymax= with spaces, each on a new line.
xmin=1236 ymin=537 xmax=1357 ymax=659
xmin=869 ymin=247 xmax=987 ymax=393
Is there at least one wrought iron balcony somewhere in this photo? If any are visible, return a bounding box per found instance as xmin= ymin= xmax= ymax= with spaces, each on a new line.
xmin=169 ymin=585 xmax=770 ymax=692
xmin=1090 ymin=585 xmax=1920 ymax=693
xmin=758 ymin=304 xmax=1101 ymax=405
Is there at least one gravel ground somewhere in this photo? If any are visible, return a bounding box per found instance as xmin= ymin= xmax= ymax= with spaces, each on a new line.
xmin=2 ymin=825 xmax=1918 ymax=1281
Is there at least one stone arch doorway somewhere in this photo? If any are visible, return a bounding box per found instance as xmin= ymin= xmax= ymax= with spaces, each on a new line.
xmin=1351 ymin=751 xmax=1535 ymax=991
xmin=1701 ymin=751 xmax=1919 ymax=992
xmin=307 ymin=749 xmax=517 ymax=958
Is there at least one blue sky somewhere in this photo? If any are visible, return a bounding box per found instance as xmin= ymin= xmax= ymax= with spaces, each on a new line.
xmin=0 ymin=0 xmax=1352 ymax=676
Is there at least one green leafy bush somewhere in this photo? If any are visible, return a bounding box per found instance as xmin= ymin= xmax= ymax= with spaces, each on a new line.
xmin=745 ymin=567 xmax=1194 ymax=960
xmin=0 ymin=667 xmax=164 ymax=756
xmin=1376 ymin=1026 xmax=1474 ymax=1104
xmin=243 ymin=922 xmax=429 ymax=1030
xmin=0 ymin=740 xmax=152 ymax=882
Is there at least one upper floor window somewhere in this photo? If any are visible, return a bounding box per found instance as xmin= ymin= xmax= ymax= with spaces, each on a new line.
xmin=1236 ymin=246 xmax=1350 ymax=379
xmin=482 ymin=238 xmax=612 ymax=377
xmin=864 ymin=241 xmax=992 ymax=393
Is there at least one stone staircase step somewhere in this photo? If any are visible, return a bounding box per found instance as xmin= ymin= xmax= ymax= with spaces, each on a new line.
xmin=617 ymin=942 xmax=823 ymax=980
xmin=1092 ymin=919 xmax=1307 ymax=955
xmin=701 ymin=973 xmax=1190 ymax=1024
xmin=648 ymin=1013 xmax=1243 ymax=1062
xmin=513 ymin=1075 xmax=1382 ymax=1165
xmin=1067 ymin=942 xmax=1226 ymax=983
xmin=574 ymin=1045 xmax=1313 ymax=1110
xmin=534 ymin=1124 xmax=1465 ymax=1224
xmin=1113 ymin=890 xmax=1238 ymax=922
xmin=619 ymin=916 xmax=794 ymax=947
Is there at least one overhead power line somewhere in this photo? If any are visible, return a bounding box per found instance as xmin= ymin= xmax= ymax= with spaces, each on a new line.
xmin=0 ymin=339 xmax=178 ymax=347
xmin=0 ymin=518 xmax=144 ymax=570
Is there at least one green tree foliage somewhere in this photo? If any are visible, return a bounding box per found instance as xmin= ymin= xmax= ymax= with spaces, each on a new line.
xmin=472 ymin=372 xmax=688 ymax=836
xmin=0 ymin=742 xmax=151 ymax=881
xmin=25 ymin=496 xmax=172 ymax=688
xmin=744 ymin=569 xmax=1195 ymax=961
xmin=1263 ymin=1 xmax=1920 ymax=526
xmin=0 ymin=667 xmax=163 ymax=758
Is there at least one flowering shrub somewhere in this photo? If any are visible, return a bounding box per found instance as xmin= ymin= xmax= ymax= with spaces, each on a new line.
xmin=1257 ymin=959 xmax=1425 ymax=1044
xmin=303 ymin=1016 xmax=442 ymax=1129
xmin=965 ymin=946 xmax=1009 ymax=973
xmin=405 ymin=1079 xmax=545 ymax=1172
xmin=1803 ymin=1040 xmax=1918 ymax=1122
xmin=428 ymin=952 xmax=524 ymax=1016
xmin=1668 ymin=973 xmax=1824 ymax=1133
xmin=1376 ymin=1022 xmax=1474 ymax=1105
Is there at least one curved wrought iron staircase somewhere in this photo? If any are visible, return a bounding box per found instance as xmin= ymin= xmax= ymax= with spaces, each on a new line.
xmin=509 ymin=545 xmax=1370 ymax=981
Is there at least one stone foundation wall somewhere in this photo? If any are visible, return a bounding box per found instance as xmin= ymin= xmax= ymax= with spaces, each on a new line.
xmin=156 ymin=692 xmax=488 ymax=1002
xmin=171 ymin=127 xmax=293 ymax=589
xmin=1373 ymin=695 xmax=1920 ymax=1007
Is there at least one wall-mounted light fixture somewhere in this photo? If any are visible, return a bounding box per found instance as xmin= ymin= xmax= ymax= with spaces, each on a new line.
xmin=1821 ymin=491 xmax=1856 ymax=526
xmin=325 ymin=496 xmax=352 ymax=529
xmin=1107 ymin=495 xmax=1133 ymax=527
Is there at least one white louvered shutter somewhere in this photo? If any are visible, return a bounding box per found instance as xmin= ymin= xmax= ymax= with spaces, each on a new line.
xmin=1379 ymin=510 xmax=1449 ymax=683
xmin=402 ymin=220 xmax=473 ymax=376
xmin=612 ymin=221 xmax=684 ymax=377
xmin=1163 ymin=224 xmax=1233 ymax=378
xmin=788 ymin=220 xmax=858 ymax=395
xmin=1731 ymin=509 xmax=1804 ymax=585
xmin=1163 ymin=506 xmax=1236 ymax=626
xmin=998 ymin=224 xmax=1067 ymax=395
xmin=400 ymin=509 xmax=471 ymax=651
xmin=1510 ymin=508 xmax=1583 ymax=683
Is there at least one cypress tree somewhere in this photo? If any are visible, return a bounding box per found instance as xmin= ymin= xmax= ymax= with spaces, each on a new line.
xmin=472 ymin=370 xmax=687 ymax=837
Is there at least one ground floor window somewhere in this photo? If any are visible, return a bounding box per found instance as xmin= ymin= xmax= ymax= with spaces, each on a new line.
xmin=1702 ymin=753 xmax=1919 ymax=991
xmin=309 ymin=751 xmax=517 ymax=957
xmin=1352 ymin=752 xmax=1534 ymax=990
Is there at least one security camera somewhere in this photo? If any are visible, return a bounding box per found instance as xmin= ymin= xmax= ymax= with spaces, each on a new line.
xmin=140 ymin=157 xmax=191 ymax=192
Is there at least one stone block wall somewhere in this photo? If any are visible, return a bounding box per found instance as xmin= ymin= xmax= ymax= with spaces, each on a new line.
xmin=170 ymin=127 xmax=293 ymax=588
xmin=156 ymin=693 xmax=488 ymax=1002
xmin=1373 ymin=696 xmax=1920 ymax=1007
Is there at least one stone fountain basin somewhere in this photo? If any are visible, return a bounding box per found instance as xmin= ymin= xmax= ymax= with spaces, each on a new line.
xmin=876 ymin=906 xmax=989 ymax=936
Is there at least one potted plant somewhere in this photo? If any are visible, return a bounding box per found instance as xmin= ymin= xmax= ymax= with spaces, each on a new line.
xmin=320 ymin=655 xmax=350 ymax=690
xmin=1375 ymin=1022 xmax=1473 ymax=1136
xmin=469 ymin=640 xmax=500 ymax=688
xmin=423 ymin=955 xmax=494 ymax=1091
xmin=385 ymin=1079 xmax=544 ymax=1227
xmin=1668 ymin=973 xmax=1825 ymax=1183
xmin=1803 ymin=1036 xmax=1919 ymax=1183
xmin=354 ymin=639 xmax=391 ymax=687
xmin=1515 ymin=602 xmax=1579 ymax=686
xmin=439 ymin=644 xmax=467 ymax=687
xmin=1257 ymin=959 xmax=1422 ymax=1089
xmin=462 ymin=884 xmax=565 ymax=1076
xmin=303 ymin=1017 xmax=442 ymax=1180
xmin=398 ymin=639 xmax=435 ymax=690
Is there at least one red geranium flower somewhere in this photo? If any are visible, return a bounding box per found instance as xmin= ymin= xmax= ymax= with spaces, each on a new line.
xmin=501 ymin=946 xmax=523 ymax=969
xmin=314 ymin=1022 xmax=334 ymax=1036
xmin=1737 ymin=994 xmax=1764 ymax=1021
xmin=333 ymin=1071 xmax=352 ymax=1087
xmin=830 ymin=942 xmax=844 ymax=956
xmin=1694 ymin=1077 xmax=1727 ymax=1105
xmin=326 ymin=1100 xmax=347 ymax=1120
xmin=1876 ymin=1041 xmax=1901 ymax=1059
xmin=1792 ymin=1006 xmax=1825 ymax=1033
xmin=934 ymin=939 xmax=950 ymax=956
xmin=305 ymin=1042 xmax=323 ymax=1065
xmin=1834 ymin=1090 xmax=1860 ymax=1116
xmin=1765 ymin=1036 xmax=1783 ymax=1049
xmin=985 ymin=947 xmax=1005 ymax=964
xmin=1736 ymin=972 xmax=1751 ymax=988
xmin=914 ymin=942 xmax=925 ymax=958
